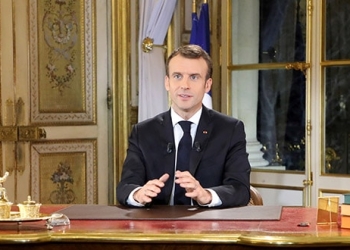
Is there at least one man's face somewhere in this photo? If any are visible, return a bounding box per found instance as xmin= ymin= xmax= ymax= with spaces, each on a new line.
xmin=165 ymin=55 xmax=212 ymax=118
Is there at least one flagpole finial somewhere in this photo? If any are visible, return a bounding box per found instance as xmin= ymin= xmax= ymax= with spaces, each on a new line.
xmin=192 ymin=0 xmax=196 ymax=13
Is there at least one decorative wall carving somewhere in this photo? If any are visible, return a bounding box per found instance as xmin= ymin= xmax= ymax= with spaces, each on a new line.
xmin=31 ymin=140 xmax=97 ymax=204
xmin=29 ymin=0 xmax=96 ymax=124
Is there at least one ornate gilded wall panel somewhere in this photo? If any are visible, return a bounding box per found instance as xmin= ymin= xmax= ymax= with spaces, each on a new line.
xmin=29 ymin=0 xmax=96 ymax=124
xmin=31 ymin=140 xmax=97 ymax=204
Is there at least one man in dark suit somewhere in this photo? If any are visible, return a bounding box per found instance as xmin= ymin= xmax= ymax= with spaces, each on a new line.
xmin=117 ymin=45 xmax=251 ymax=208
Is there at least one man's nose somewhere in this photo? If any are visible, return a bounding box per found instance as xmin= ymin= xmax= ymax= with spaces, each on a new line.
xmin=180 ymin=78 xmax=190 ymax=89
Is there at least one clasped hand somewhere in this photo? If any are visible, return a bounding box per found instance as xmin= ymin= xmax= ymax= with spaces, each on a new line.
xmin=133 ymin=171 xmax=212 ymax=205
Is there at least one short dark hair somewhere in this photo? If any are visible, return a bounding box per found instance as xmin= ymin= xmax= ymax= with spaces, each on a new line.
xmin=166 ymin=44 xmax=213 ymax=80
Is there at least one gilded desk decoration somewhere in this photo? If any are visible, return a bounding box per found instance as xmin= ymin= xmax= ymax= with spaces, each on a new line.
xmin=17 ymin=196 xmax=42 ymax=218
xmin=0 ymin=172 xmax=11 ymax=219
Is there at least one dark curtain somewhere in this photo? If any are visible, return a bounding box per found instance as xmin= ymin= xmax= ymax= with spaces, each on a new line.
xmin=325 ymin=0 xmax=350 ymax=174
xmin=257 ymin=0 xmax=306 ymax=170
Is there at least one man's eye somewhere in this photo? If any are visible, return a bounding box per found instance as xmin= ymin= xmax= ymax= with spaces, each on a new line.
xmin=173 ymin=74 xmax=182 ymax=79
xmin=190 ymin=75 xmax=199 ymax=80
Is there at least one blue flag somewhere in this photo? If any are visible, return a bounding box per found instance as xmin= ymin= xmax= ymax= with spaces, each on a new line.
xmin=190 ymin=3 xmax=210 ymax=54
xmin=190 ymin=3 xmax=212 ymax=108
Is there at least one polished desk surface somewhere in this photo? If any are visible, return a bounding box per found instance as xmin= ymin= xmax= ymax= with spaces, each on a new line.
xmin=0 ymin=205 xmax=349 ymax=249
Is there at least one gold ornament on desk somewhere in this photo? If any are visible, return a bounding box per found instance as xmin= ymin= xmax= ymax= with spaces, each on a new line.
xmin=0 ymin=172 xmax=12 ymax=219
xmin=0 ymin=172 xmax=51 ymax=229
xmin=17 ymin=196 xmax=42 ymax=218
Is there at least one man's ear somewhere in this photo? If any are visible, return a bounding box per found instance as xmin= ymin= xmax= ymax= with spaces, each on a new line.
xmin=205 ymin=78 xmax=213 ymax=92
xmin=165 ymin=76 xmax=170 ymax=91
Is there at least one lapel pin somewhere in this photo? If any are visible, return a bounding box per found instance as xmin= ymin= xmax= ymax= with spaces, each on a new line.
xmin=203 ymin=130 xmax=208 ymax=134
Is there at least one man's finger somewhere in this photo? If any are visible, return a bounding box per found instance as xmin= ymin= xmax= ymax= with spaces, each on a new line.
xmin=159 ymin=173 xmax=170 ymax=183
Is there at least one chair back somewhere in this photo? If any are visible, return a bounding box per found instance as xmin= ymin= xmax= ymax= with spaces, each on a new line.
xmin=248 ymin=185 xmax=263 ymax=206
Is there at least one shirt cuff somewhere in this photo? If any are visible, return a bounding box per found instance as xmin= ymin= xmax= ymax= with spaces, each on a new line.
xmin=126 ymin=187 xmax=144 ymax=207
xmin=198 ymin=189 xmax=222 ymax=207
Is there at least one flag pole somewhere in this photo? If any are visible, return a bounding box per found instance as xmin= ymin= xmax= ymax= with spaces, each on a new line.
xmin=192 ymin=0 xmax=196 ymax=13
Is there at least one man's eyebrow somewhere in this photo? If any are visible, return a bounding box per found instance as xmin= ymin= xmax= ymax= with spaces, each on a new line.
xmin=189 ymin=73 xmax=201 ymax=77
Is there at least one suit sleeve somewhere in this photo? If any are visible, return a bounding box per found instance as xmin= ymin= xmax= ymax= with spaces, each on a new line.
xmin=116 ymin=125 xmax=146 ymax=206
xmin=211 ymin=120 xmax=251 ymax=207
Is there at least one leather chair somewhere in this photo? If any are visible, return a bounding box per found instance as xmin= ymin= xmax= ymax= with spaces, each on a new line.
xmin=248 ymin=185 xmax=263 ymax=206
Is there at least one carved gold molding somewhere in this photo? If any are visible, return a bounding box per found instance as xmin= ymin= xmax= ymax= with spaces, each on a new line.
xmin=0 ymin=126 xmax=46 ymax=141
xmin=285 ymin=62 xmax=311 ymax=75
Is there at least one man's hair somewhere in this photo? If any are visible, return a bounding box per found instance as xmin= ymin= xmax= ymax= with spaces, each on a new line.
xmin=165 ymin=44 xmax=213 ymax=80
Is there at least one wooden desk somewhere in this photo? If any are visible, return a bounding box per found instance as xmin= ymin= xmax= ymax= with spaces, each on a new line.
xmin=0 ymin=205 xmax=349 ymax=249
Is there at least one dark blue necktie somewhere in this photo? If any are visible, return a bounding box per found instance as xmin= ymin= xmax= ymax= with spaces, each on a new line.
xmin=174 ymin=121 xmax=192 ymax=205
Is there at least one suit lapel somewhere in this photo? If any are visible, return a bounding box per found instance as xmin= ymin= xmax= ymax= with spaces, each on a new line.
xmin=189 ymin=106 xmax=213 ymax=175
xmin=157 ymin=110 xmax=176 ymax=202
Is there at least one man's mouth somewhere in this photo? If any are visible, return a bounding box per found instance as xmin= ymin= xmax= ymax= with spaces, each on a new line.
xmin=179 ymin=94 xmax=191 ymax=98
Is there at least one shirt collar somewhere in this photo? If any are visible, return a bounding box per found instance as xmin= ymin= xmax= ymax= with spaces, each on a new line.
xmin=171 ymin=108 xmax=202 ymax=127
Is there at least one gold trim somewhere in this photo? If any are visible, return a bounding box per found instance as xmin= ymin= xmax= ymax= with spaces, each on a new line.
xmin=320 ymin=0 xmax=326 ymax=62
xmin=111 ymin=0 xmax=130 ymax=204
xmin=12 ymin=0 xmax=16 ymax=112
xmin=12 ymin=0 xmax=18 ymax=202
xmin=228 ymin=63 xmax=301 ymax=71
xmin=18 ymin=126 xmax=46 ymax=141
xmin=209 ymin=0 xmax=221 ymax=111
xmin=221 ymin=0 xmax=231 ymax=114
xmin=167 ymin=1 xmax=176 ymax=106
xmin=319 ymin=188 xmax=350 ymax=196
xmin=252 ymin=168 xmax=306 ymax=174
xmin=320 ymin=0 xmax=326 ymax=186
xmin=0 ymin=0 xmax=2 ymax=125
xmin=319 ymin=1 xmax=350 ymax=178
xmin=0 ymin=126 xmax=46 ymax=141
xmin=321 ymin=173 xmax=350 ymax=178
xmin=250 ymin=183 xmax=304 ymax=191
xmin=320 ymin=60 xmax=350 ymax=66
xmin=2 ymin=230 xmax=350 ymax=246
xmin=285 ymin=62 xmax=311 ymax=75
xmin=0 ymin=127 xmax=17 ymax=141
xmin=192 ymin=0 xmax=196 ymax=13
xmin=303 ymin=0 xmax=313 ymax=207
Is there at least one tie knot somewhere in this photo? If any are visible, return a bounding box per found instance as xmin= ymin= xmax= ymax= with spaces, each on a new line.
xmin=178 ymin=121 xmax=191 ymax=133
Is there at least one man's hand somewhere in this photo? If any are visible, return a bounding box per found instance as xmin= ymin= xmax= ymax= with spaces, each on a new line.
xmin=174 ymin=171 xmax=212 ymax=205
xmin=133 ymin=174 xmax=169 ymax=205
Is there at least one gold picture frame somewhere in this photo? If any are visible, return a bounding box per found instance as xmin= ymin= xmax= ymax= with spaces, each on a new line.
xmin=31 ymin=140 xmax=97 ymax=204
xmin=29 ymin=0 xmax=96 ymax=125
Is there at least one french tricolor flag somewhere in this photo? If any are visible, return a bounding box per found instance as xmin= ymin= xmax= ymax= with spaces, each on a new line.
xmin=190 ymin=1 xmax=212 ymax=109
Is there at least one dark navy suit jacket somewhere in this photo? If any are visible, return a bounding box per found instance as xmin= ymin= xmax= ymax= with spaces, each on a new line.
xmin=117 ymin=106 xmax=251 ymax=208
